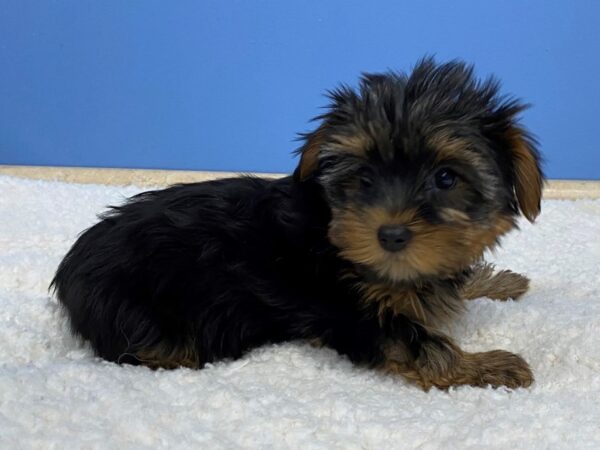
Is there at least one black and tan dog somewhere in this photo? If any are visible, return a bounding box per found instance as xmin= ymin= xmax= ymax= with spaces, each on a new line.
xmin=52 ymin=58 xmax=543 ymax=390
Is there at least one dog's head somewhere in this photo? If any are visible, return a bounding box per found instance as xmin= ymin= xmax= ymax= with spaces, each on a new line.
xmin=294 ymin=58 xmax=544 ymax=282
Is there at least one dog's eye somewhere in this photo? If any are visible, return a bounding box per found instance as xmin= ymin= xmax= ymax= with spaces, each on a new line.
xmin=360 ymin=176 xmax=373 ymax=189
xmin=434 ymin=168 xmax=457 ymax=190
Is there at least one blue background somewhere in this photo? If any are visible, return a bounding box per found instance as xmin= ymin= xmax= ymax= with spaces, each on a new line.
xmin=1 ymin=1 xmax=598 ymax=179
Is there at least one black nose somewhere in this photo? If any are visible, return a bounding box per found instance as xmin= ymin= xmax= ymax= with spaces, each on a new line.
xmin=377 ymin=225 xmax=412 ymax=252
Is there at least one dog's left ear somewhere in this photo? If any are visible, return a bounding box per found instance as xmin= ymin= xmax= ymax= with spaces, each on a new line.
xmin=505 ymin=124 xmax=544 ymax=222
xmin=294 ymin=124 xmax=328 ymax=181
xmin=487 ymin=102 xmax=544 ymax=222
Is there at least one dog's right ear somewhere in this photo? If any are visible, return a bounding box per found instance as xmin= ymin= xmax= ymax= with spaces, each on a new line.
xmin=294 ymin=124 xmax=328 ymax=181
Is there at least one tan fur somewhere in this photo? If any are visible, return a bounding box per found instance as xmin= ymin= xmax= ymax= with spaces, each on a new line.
xmin=358 ymin=282 xmax=428 ymax=323
xmin=132 ymin=342 xmax=200 ymax=369
xmin=381 ymin=332 xmax=533 ymax=390
xmin=507 ymin=127 xmax=543 ymax=222
xmin=328 ymin=206 xmax=516 ymax=282
xmin=298 ymin=125 xmax=328 ymax=180
xmin=461 ymin=263 xmax=530 ymax=301
xmin=428 ymin=131 xmax=480 ymax=165
xmin=308 ymin=338 xmax=324 ymax=348
xmin=329 ymin=132 xmax=371 ymax=157
xmin=354 ymin=279 xmax=463 ymax=327
xmin=425 ymin=125 xmax=542 ymax=223
xmin=298 ymin=128 xmax=371 ymax=180
xmin=438 ymin=208 xmax=470 ymax=222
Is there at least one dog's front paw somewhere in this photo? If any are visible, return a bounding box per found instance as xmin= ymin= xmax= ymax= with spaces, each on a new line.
xmin=462 ymin=264 xmax=530 ymax=301
xmin=380 ymin=329 xmax=533 ymax=390
xmin=465 ymin=350 xmax=534 ymax=389
xmin=486 ymin=271 xmax=530 ymax=300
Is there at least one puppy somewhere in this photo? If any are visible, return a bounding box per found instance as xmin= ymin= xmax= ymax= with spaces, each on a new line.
xmin=52 ymin=58 xmax=543 ymax=390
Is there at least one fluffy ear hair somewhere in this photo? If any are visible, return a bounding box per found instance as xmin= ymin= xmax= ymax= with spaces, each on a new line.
xmin=506 ymin=123 xmax=544 ymax=222
xmin=487 ymin=102 xmax=544 ymax=222
xmin=294 ymin=84 xmax=358 ymax=182
xmin=294 ymin=123 xmax=328 ymax=181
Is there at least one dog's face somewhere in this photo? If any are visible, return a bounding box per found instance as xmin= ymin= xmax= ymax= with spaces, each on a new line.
xmin=295 ymin=59 xmax=544 ymax=282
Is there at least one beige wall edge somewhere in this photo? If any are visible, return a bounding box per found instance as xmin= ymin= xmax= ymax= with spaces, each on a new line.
xmin=1 ymin=164 xmax=599 ymax=199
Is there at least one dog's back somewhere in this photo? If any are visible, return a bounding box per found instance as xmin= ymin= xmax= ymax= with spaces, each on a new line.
xmin=52 ymin=176 xmax=296 ymax=367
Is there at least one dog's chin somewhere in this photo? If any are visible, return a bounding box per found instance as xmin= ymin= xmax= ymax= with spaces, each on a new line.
xmin=366 ymin=255 xmax=427 ymax=284
xmin=365 ymin=253 xmax=462 ymax=284
xmin=338 ymin=242 xmax=480 ymax=285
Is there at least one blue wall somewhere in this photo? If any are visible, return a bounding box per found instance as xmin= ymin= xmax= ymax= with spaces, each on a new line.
xmin=1 ymin=1 xmax=598 ymax=179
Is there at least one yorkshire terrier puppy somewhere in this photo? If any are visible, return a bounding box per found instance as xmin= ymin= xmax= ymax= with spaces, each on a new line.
xmin=52 ymin=58 xmax=543 ymax=390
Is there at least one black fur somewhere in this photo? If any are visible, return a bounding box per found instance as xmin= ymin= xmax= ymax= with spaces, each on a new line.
xmin=53 ymin=176 xmax=390 ymax=366
xmin=51 ymin=58 xmax=543 ymax=375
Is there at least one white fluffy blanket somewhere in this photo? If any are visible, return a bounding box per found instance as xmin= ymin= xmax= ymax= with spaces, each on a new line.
xmin=1 ymin=175 xmax=599 ymax=449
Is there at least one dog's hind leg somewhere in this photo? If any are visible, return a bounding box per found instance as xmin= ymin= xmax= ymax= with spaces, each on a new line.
xmin=460 ymin=263 xmax=530 ymax=301
xmin=126 ymin=340 xmax=200 ymax=370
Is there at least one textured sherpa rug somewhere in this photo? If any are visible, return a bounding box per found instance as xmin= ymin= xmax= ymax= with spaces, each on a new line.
xmin=1 ymin=175 xmax=599 ymax=449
